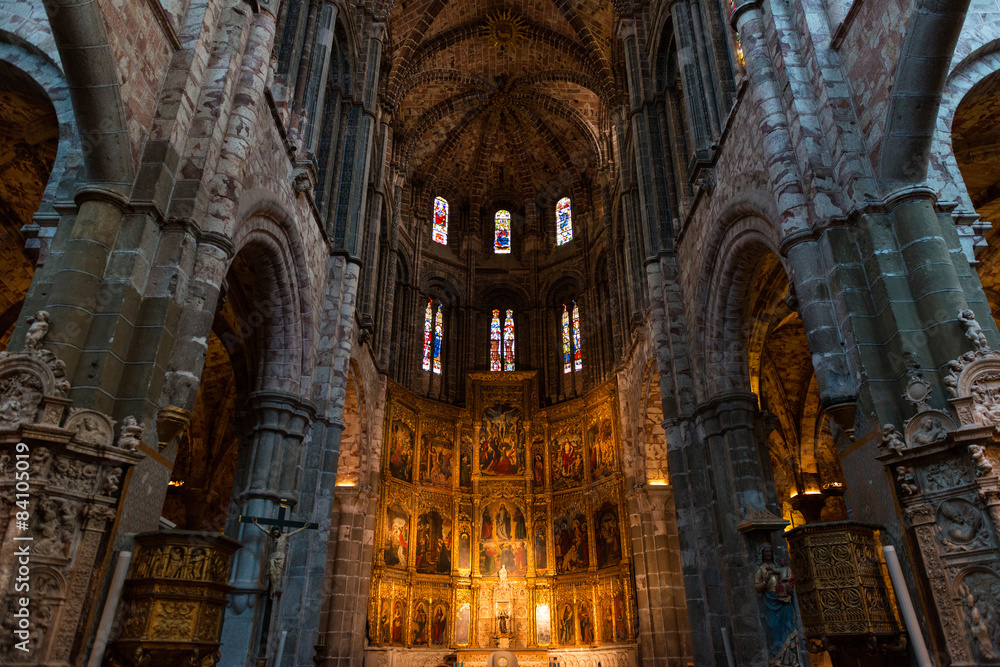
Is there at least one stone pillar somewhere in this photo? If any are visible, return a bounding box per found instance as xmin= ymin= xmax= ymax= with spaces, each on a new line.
xmin=618 ymin=20 xmax=665 ymax=256
xmin=600 ymin=177 xmax=624 ymax=362
xmin=690 ymin=390 xmax=774 ymax=666
xmin=318 ymin=486 xmax=378 ymax=666
xmin=627 ymin=485 xmax=692 ymax=665
xmin=376 ymin=179 xmax=405 ymax=368
xmin=781 ymin=236 xmax=855 ymax=408
xmin=219 ymin=391 xmax=315 ymax=667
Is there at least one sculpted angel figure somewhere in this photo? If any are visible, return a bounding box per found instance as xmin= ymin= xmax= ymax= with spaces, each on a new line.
xmin=959 ymin=309 xmax=990 ymax=352
xmin=880 ymin=424 xmax=905 ymax=455
xmin=969 ymin=444 xmax=994 ymax=478
xmin=24 ymin=310 xmax=50 ymax=352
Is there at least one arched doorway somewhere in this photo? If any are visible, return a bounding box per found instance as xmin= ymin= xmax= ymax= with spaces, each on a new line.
xmin=744 ymin=253 xmax=848 ymax=528
xmin=0 ymin=61 xmax=58 ymax=347
xmin=953 ymin=70 xmax=1000 ymax=326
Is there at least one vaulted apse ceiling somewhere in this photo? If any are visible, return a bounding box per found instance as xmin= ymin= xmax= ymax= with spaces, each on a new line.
xmin=384 ymin=0 xmax=622 ymax=207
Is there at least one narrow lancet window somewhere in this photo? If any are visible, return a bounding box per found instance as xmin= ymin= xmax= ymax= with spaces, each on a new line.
xmin=572 ymin=302 xmax=582 ymax=371
xmin=422 ymin=299 xmax=434 ymax=371
xmin=556 ymin=197 xmax=573 ymax=245
xmin=503 ymin=309 xmax=515 ymax=371
xmin=433 ymin=307 xmax=444 ymax=374
xmin=490 ymin=309 xmax=502 ymax=371
xmin=562 ymin=305 xmax=572 ymax=374
xmin=495 ymin=210 xmax=511 ymax=254
xmin=433 ymin=196 xmax=448 ymax=245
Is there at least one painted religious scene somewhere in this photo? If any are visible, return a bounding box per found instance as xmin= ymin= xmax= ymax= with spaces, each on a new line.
xmin=419 ymin=424 xmax=454 ymax=488
xmin=480 ymin=402 xmax=526 ymax=476
xmin=372 ymin=374 xmax=634 ymax=654
xmin=479 ymin=499 xmax=529 ymax=576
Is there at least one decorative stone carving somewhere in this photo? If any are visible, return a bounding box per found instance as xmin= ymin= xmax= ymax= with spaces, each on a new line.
xmin=936 ymin=499 xmax=990 ymax=553
xmin=880 ymin=424 xmax=905 ymax=455
xmin=958 ymin=308 xmax=990 ymax=353
xmin=24 ymin=309 xmax=50 ymax=352
xmin=905 ymin=411 xmax=955 ymax=448
xmin=293 ymin=169 xmax=314 ymax=196
xmin=119 ymin=416 xmax=145 ymax=452
xmin=65 ymin=408 xmax=116 ymax=447
xmin=923 ymin=460 xmax=971 ymax=492
xmin=104 ymin=467 xmax=123 ymax=495
xmin=896 ymin=466 xmax=919 ymax=496
xmin=957 ymin=573 xmax=1000 ymax=662
xmin=944 ymin=348 xmax=1000 ymax=427
xmin=904 ymin=370 xmax=933 ymax=413
xmin=970 ymin=444 xmax=995 ymax=478
xmin=0 ymin=346 xmax=143 ymax=667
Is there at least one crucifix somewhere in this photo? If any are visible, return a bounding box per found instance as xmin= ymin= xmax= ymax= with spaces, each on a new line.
xmin=239 ymin=499 xmax=319 ymax=597
xmin=239 ymin=499 xmax=319 ymax=661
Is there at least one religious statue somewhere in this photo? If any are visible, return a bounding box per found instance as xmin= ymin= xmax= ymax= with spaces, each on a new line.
xmin=959 ymin=582 xmax=999 ymax=660
xmin=250 ymin=519 xmax=311 ymax=596
xmin=754 ymin=544 xmax=799 ymax=666
xmin=970 ymin=443 xmax=994 ymax=477
xmin=959 ymin=309 xmax=990 ymax=352
xmin=24 ymin=310 xmax=50 ymax=352
xmin=880 ymin=424 xmax=905 ymax=455
xmin=498 ymin=610 xmax=510 ymax=636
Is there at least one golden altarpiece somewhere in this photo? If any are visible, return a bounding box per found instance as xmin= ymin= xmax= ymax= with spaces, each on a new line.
xmin=369 ymin=372 xmax=634 ymax=657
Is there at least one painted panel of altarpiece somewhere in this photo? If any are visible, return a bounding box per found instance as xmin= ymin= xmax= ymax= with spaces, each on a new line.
xmin=371 ymin=374 xmax=634 ymax=653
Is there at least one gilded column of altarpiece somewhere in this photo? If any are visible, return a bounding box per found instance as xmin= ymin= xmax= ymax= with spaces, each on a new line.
xmin=370 ymin=372 xmax=634 ymax=652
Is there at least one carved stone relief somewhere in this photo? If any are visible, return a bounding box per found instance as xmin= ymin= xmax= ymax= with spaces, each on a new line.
xmin=936 ymin=499 xmax=991 ymax=554
xmin=0 ymin=337 xmax=144 ymax=667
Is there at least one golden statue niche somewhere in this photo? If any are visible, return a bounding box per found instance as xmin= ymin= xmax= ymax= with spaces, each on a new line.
xmin=370 ymin=372 xmax=634 ymax=657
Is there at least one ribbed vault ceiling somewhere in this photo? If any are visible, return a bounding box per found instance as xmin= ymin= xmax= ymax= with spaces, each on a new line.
xmin=385 ymin=0 xmax=620 ymax=207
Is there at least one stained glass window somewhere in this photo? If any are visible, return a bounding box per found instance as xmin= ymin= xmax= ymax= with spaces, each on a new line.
xmin=562 ymin=305 xmax=572 ymax=374
xmin=490 ymin=309 xmax=502 ymax=371
xmin=433 ymin=307 xmax=444 ymax=374
xmin=433 ymin=197 xmax=448 ymax=245
xmin=503 ymin=309 xmax=515 ymax=370
xmin=572 ymin=302 xmax=582 ymax=371
xmin=556 ymin=197 xmax=573 ymax=245
xmin=422 ymin=299 xmax=433 ymax=371
xmin=725 ymin=0 xmax=745 ymax=66
xmin=495 ymin=210 xmax=511 ymax=254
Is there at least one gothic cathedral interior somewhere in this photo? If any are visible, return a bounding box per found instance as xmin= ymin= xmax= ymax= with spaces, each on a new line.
xmin=3 ymin=1 xmax=1000 ymax=667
